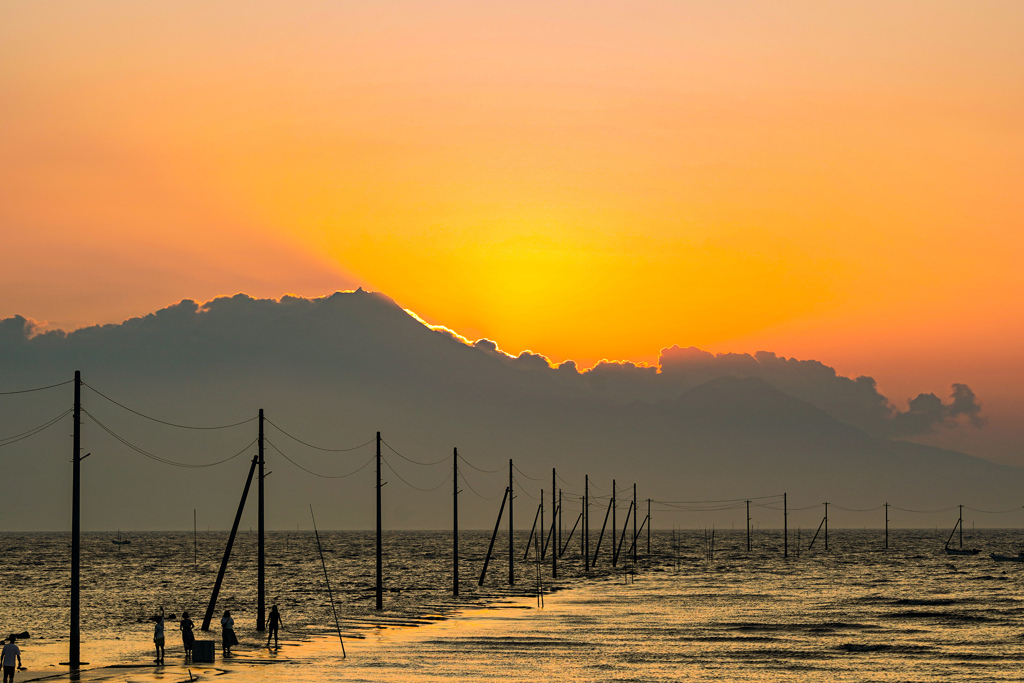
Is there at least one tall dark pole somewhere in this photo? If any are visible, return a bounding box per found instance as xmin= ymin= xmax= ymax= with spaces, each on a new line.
xmin=508 ymin=459 xmax=514 ymax=586
xmin=584 ymin=475 xmax=590 ymax=571
xmin=552 ymin=469 xmax=557 ymax=578
xmin=746 ymin=500 xmax=751 ymax=552
xmin=611 ymin=479 xmax=617 ymax=567
xmin=558 ymin=488 xmax=563 ymax=560
xmin=453 ymin=448 xmax=459 ymax=597
xmin=824 ymin=502 xmax=829 ymax=552
xmin=376 ymin=432 xmax=383 ymax=609
xmin=202 ymin=456 xmax=259 ymax=631
xmin=626 ymin=485 xmax=634 ymax=565
xmin=69 ymin=370 xmax=82 ymax=667
xmin=257 ymin=408 xmax=265 ymax=631
xmin=885 ymin=502 xmax=889 ymax=550
xmin=784 ymin=492 xmax=788 ymax=559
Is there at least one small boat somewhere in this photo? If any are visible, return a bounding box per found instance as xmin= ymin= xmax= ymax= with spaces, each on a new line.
xmin=990 ymin=552 xmax=1024 ymax=562
xmin=943 ymin=506 xmax=979 ymax=556
xmin=112 ymin=530 xmax=131 ymax=546
xmin=944 ymin=547 xmax=980 ymax=556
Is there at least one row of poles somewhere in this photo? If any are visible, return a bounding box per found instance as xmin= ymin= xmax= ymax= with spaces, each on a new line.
xmin=54 ymin=370 xmax=976 ymax=669
xmin=64 ymin=371 xmax=653 ymax=668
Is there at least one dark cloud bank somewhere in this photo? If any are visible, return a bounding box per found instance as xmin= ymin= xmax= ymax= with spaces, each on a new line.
xmin=0 ymin=290 xmax=1007 ymax=532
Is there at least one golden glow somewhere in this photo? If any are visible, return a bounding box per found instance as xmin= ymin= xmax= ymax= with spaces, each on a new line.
xmin=2 ymin=2 xmax=1022 ymax=402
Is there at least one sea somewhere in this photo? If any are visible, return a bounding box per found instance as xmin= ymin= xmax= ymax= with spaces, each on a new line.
xmin=3 ymin=528 xmax=1024 ymax=682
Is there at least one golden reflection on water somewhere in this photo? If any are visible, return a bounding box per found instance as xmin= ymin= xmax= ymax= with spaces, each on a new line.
xmin=8 ymin=529 xmax=1024 ymax=682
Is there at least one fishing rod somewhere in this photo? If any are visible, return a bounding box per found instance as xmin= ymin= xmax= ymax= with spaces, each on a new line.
xmin=310 ymin=505 xmax=346 ymax=657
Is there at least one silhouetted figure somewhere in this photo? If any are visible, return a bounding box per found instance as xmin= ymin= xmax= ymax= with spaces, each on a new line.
xmin=153 ymin=607 xmax=165 ymax=664
xmin=267 ymin=605 xmax=283 ymax=647
xmin=1 ymin=635 xmax=22 ymax=683
xmin=180 ymin=611 xmax=195 ymax=659
xmin=220 ymin=610 xmax=237 ymax=655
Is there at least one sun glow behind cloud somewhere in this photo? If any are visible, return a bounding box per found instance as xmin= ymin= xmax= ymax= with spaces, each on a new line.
xmin=1 ymin=1 xmax=1022 ymax=427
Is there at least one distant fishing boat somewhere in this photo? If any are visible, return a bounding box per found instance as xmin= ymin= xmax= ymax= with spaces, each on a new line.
xmin=990 ymin=552 xmax=1024 ymax=562
xmin=944 ymin=506 xmax=979 ymax=555
xmin=112 ymin=530 xmax=131 ymax=546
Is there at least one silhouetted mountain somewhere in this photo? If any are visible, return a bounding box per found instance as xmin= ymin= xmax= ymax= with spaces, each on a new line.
xmin=0 ymin=291 xmax=1013 ymax=531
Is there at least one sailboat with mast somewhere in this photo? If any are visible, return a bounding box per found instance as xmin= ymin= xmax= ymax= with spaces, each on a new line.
xmin=944 ymin=505 xmax=979 ymax=555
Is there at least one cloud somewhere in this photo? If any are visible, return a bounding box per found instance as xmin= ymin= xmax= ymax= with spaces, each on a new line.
xmin=650 ymin=345 xmax=982 ymax=438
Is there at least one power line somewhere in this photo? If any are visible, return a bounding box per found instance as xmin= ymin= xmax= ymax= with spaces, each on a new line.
xmin=0 ymin=379 xmax=74 ymax=395
xmin=84 ymin=383 xmax=256 ymax=430
xmin=84 ymin=409 xmax=255 ymax=468
xmin=265 ymin=438 xmax=376 ymax=479
xmin=265 ymin=418 xmax=374 ymax=453
xmin=456 ymin=453 xmax=504 ymax=474
xmin=380 ymin=454 xmax=451 ymax=492
xmin=457 ymin=469 xmax=503 ymax=500
xmin=380 ymin=438 xmax=449 ymax=466
xmin=512 ymin=463 xmax=540 ymax=481
xmin=0 ymin=409 xmax=72 ymax=448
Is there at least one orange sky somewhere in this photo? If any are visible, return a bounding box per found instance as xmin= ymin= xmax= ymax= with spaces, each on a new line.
xmin=2 ymin=1 xmax=1023 ymax=462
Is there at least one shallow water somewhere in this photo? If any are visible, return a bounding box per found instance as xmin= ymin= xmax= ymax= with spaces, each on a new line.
xmin=4 ymin=529 xmax=1024 ymax=681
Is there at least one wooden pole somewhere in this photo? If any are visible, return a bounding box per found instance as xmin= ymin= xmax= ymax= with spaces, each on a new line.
xmin=824 ymin=502 xmax=829 ymax=552
xmin=524 ymin=503 xmax=541 ymax=561
xmin=509 ymin=459 xmax=514 ymax=586
xmin=552 ymin=469 xmax=558 ymax=578
xmin=884 ymin=502 xmax=889 ymax=550
xmin=479 ymin=487 xmax=508 ymax=586
xmin=584 ymin=476 xmax=590 ymax=571
xmin=611 ymin=479 xmax=617 ymax=567
xmin=592 ymin=495 xmax=613 ymax=566
xmin=376 ymin=432 xmax=383 ymax=610
xmin=257 ymin=408 xmax=265 ymax=631
xmin=631 ymin=484 xmax=637 ymax=566
xmin=69 ymin=370 xmax=82 ymax=667
xmin=746 ymin=500 xmax=751 ymax=552
xmin=453 ymin=447 xmax=459 ymax=597
xmin=202 ymin=456 xmax=258 ymax=631
xmin=784 ymin=492 xmax=788 ymax=558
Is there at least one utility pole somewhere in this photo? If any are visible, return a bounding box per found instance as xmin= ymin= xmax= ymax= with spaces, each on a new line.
xmin=69 ymin=370 xmax=83 ymax=668
xmin=884 ymin=502 xmax=890 ymax=550
xmin=746 ymin=500 xmax=751 ymax=552
xmin=257 ymin=408 xmax=265 ymax=631
xmin=552 ymin=469 xmax=557 ymax=578
xmin=584 ymin=475 xmax=589 ymax=571
xmin=509 ymin=459 xmax=514 ymax=586
xmin=453 ymin=448 xmax=459 ymax=597
xmin=626 ymin=485 xmax=634 ymax=565
xmin=784 ymin=492 xmax=788 ymax=559
xmin=611 ymin=479 xmax=617 ymax=567
xmin=376 ymin=432 xmax=383 ymax=610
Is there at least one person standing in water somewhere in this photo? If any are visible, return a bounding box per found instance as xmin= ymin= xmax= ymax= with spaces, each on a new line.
xmin=179 ymin=611 xmax=195 ymax=660
xmin=1 ymin=635 xmax=22 ymax=683
xmin=153 ymin=608 xmax=165 ymax=664
xmin=266 ymin=605 xmax=283 ymax=647
xmin=220 ymin=610 xmax=237 ymax=655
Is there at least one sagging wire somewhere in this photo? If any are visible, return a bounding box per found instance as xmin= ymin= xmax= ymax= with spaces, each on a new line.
xmin=380 ymin=454 xmax=451 ymax=492
xmin=380 ymin=438 xmax=449 ymax=466
xmin=0 ymin=379 xmax=73 ymax=395
xmin=84 ymin=408 xmax=255 ymax=468
xmin=0 ymin=408 xmax=72 ymax=448
xmin=457 ymin=469 xmax=504 ymax=501
xmin=892 ymin=505 xmax=958 ymax=514
xmin=84 ymin=383 xmax=256 ymax=430
xmin=512 ymin=463 xmax=541 ymax=481
xmin=265 ymin=438 xmax=376 ymax=479
xmin=265 ymin=418 xmax=374 ymax=453
xmin=456 ymin=453 xmax=504 ymax=474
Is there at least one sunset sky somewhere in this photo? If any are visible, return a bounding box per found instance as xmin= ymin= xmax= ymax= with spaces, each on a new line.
xmin=2 ymin=2 xmax=1022 ymax=462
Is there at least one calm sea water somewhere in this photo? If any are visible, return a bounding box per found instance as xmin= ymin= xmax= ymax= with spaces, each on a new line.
xmin=3 ymin=529 xmax=1024 ymax=681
